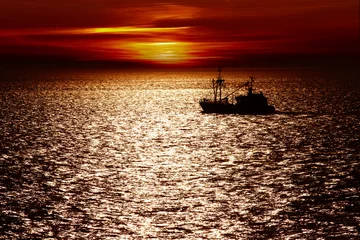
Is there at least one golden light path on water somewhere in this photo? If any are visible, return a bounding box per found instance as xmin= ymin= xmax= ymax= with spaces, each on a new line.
xmin=1 ymin=69 xmax=359 ymax=239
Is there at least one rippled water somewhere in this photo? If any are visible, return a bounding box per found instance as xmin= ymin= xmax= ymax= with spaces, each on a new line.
xmin=1 ymin=68 xmax=359 ymax=239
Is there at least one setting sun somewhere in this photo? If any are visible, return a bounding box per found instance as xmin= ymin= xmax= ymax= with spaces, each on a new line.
xmin=127 ymin=42 xmax=193 ymax=65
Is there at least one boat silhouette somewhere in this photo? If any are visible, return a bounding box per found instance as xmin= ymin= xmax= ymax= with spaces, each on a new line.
xmin=199 ymin=68 xmax=275 ymax=114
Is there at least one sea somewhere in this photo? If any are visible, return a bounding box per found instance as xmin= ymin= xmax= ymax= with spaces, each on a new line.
xmin=1 ymin=67 xmax=359 ymax=239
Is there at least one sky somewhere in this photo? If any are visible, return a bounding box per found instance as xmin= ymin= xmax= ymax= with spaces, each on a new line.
xmin=0 ymin=0 xmax=359 ymax=67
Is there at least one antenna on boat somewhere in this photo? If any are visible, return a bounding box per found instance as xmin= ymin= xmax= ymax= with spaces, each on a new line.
xmin=249 ymin=76 xmax=255 ymax=86
xmin=248 ymin=76 xmax=255 ymax=95
xmin=217 ymin=67 xmax=222 ymax=80
xmin=216 ymin=67 xmax=225 ymax=102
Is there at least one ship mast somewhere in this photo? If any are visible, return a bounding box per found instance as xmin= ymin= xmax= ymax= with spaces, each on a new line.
xmin=215 ymin=67 xmax=225 ymax=103
xmin=248 ymin=76 xmax=254 ymax=95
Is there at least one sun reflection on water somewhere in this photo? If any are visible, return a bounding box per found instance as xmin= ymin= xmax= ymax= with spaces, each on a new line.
xmin=1 ymin=69 xmax=359 ymax=238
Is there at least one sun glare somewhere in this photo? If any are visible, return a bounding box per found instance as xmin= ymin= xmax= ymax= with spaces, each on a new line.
xmin=128 ymin=42 xmax=193 ymax=65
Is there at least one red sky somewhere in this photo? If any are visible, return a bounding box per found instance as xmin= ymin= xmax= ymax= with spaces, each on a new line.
xmin=0 ymin=0 xmax=358 ymax=67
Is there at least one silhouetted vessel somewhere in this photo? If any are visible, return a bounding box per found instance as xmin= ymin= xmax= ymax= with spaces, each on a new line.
xmin=199 ymin=68 xmax=275 ymax=114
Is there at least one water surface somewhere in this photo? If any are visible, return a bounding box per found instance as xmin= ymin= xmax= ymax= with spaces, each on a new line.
xmin=1 ymin=68 xmax=359 ymax=239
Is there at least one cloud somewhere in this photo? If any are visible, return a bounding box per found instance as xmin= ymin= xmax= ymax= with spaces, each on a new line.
xmin=0 ymin=0 xmax=358 ymax=66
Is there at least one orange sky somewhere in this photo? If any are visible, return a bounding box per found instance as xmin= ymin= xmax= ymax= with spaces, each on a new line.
xmin=0 ymin=0 xmax=358 ymax=67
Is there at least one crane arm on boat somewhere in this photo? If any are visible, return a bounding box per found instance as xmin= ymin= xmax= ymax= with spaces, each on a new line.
xmin=222 ymin=81 xmax=250 ymax=100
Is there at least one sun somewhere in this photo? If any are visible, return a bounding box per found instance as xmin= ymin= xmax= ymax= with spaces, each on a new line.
xmin=128 ymin=42 xmax=193 ymax=65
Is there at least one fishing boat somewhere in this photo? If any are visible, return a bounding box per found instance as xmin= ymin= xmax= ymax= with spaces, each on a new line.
xmin=199 ymin=68 xmax=275 ymax=114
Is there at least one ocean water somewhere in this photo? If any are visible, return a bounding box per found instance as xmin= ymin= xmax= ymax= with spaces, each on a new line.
xmin=1 ymin=67 xmax=359 ymax=239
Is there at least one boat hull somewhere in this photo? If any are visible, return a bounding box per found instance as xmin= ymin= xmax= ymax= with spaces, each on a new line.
xmin=199 ymin=102 xmax=235 ymax=114
xmin=200 ymin=102 xmax=275 ymax=115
